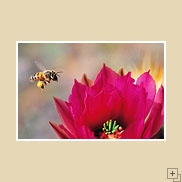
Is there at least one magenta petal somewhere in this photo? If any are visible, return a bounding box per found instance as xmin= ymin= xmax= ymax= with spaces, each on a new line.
xmin=53 ymin=97 xmax=77 ymax=137
xmin=120 ymin=120 xmax=145 ymax=139
xmin=69 ymin=79 xmax=87 ymax=121
xmin=136 ymin=71 xmax=156 ymax=117
xmin=115 ymin=72 xmax=135 ymax=92
xmin=115 ymin=73 xmax=145 ymax=123
xmin=115 ymin=73 xmax=146 ymax=138
xmin=49 ymin=121 xmax=70 ymax=139
xmin=79 ymin=90 xmax=111 ymax=130
xmin=95 ymin=64 xmax=120 ymax=86
xmin=89 ymin=64 xmax=120 ymax=96
xmin=80 ymin=88 xmax=123 ymax=130
xmin=59 ymin=125 xmax=76 ymax=139
xmin=85 ymin=127 xmax=96 ymax=139
xmin=89 ymin=76 xmax=104 ymax=96
xmin=142 ymin=85 xmax=164 ymax=139
xmin=78 ymin=126 xmax=95 ymax=139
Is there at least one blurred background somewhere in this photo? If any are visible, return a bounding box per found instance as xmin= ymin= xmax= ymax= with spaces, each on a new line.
xmin=18 ymin=43 xmax=164 ymax=139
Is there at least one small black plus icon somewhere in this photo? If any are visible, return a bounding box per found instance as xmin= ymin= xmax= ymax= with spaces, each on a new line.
xmin=170 ymin=171 xmax=175 ymax=176
xmin=167 ymin=168 xmax=180 ymax=180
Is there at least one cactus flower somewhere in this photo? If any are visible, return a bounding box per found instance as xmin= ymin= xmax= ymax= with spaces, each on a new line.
xmin=49 ymin=64 xmax=164 ymax=139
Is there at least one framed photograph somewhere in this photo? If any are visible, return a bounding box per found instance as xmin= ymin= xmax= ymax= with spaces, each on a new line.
xmin=17 ymin=41 xmax=165 ymax=141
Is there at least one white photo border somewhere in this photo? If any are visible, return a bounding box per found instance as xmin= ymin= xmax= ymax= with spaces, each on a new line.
xmin=16 ymin=41 xmax=166 ymax=142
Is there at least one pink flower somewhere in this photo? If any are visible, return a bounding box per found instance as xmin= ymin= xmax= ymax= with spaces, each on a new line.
xmin=49 ymin=64 xmax=164 ymax=139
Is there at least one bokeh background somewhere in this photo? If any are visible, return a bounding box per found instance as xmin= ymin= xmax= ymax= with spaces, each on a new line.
xmin=18 ymin=43 xmax=164 ymax=139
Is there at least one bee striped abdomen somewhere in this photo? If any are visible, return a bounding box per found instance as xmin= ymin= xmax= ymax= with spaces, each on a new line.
xmin=30 ymin=72 xmax=45 ymax=81
xmin=32 ymin=73 xmax=37 ymax=81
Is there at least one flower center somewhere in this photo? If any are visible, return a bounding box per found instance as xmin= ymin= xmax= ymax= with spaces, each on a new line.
xmin=97 ymin=120 xmax=124 ymax=139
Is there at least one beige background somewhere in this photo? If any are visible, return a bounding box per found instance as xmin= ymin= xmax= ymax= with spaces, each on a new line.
xmin=0 ymin=0 xmax=181 ymax=182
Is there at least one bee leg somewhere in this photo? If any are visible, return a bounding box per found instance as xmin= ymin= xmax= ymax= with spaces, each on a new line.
xmin=44 ymin=80 xmax=50 ymax=86
xmin=41 ymin=88 xmax=44 ymax=93
xmin=44 ymin=81 xmax=47 ymax=85
xmin=44 ymin=78 xmax=50 ymax=83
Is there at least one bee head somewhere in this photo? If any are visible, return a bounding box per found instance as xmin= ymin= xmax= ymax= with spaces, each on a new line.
xmin=51 ymin=70 xmax=58 ymax=81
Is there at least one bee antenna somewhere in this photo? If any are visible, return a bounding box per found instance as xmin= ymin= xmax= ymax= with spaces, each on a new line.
xmin=56 ymin=71 xmax=63 ymax=74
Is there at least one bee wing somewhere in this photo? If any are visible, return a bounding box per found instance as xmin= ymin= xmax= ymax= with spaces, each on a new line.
xmin=51 ymin=64 xmax=63 ymax=73
xmin=34 ymin=60 xmax=47 ymax=71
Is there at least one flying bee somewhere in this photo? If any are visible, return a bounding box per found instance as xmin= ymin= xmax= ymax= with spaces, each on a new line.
xmin=29 ymin=61 xmax=62 ymax=90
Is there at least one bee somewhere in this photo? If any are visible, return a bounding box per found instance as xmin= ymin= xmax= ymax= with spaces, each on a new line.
xmin=29 ymin=61 xmax=62 ymax=90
